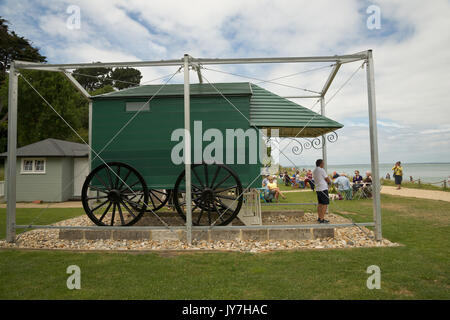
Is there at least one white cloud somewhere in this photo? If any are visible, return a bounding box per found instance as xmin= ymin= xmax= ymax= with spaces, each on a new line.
xmin=1 ymin=0 xmax=450 ymax=164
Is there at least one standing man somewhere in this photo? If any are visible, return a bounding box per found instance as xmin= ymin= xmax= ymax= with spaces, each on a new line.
xmin=392 ymin=161 xmax=403 ymax=190
xmin=312 ymin=159 xmax=331 ymax=223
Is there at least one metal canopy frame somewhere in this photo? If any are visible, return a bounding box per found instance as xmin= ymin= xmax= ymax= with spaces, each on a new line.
xmin=6 ymin=50 xmax=382 ymax=244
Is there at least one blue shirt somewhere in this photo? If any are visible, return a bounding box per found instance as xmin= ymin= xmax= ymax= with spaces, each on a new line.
xmin=334 ymin=176 xmax=351 ymax=191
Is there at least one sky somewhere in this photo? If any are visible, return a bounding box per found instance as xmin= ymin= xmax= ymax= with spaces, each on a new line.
xmin=1 ymin=0 xmax=449 ymax=166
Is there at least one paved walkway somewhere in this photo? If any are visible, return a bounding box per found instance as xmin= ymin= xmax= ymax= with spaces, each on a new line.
xmin=0 ymin=201 xmax=83 ymax=208
xmin=283 ymin=186 xmax=450 ymax=202
xmin=380 ymin=186 xmax=450 ymax=202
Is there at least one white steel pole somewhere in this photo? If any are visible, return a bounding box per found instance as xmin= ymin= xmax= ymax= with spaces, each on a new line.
xmin=366 ymin=50 xmax=382 ymax=241
xmin=183 ymin=54 xmax=192 ymax=244
xmin=88 ymin=101 xmax=92 ymax=172
xmin=6 ymin=62 xmax=18 ymax=243
xmin=320 ymin=97 xmax=328 ymax=172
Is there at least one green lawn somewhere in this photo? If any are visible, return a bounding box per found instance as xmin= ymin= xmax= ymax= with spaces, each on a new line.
xmin=0 ymin=193 xmax=449 ymax=299
xmin=381 ymin=178 xmax=449 ymax=192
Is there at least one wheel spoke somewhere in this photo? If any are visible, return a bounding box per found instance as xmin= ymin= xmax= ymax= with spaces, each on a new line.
xmin=212 ymin=173 xmax=232 ymax=190
xmin=213 ymin=201 xmax=225 ymax=222
xmin=210 ymin=165 xmax=221 ymax=188
xmin=98 ymin=201 xmax=113 ymax=223
xmin=88 ymin=185 xmax=109 ymax=193
xmin=120 ymin=180 xmax=140 ymax=193
xmin=118 ymin=169 xmax=132 ymax=190
xmin=191 ymin=166 xmax=205 ymax=188
xmin=214 ymin=185 xmax=238 ymax=193
xmin=110 ymin=203 xmax=116 ymax=226
xmin=86 ymin=195 xmax=109 ymax=201
xmin=196 ymin=207 xmax=204 ymax=225
xmin=203 ymin=164 xmax=209 ymax=187
xmin=149 ymin=192 xmax=156 ymax=209
xmin=91 ymin=199 xmax=109 ymax=212
xmin=94 ymin=174 xmax=110 ymax=191
xmin=149 ymin=190 xmax=163 ymax=204
xmin=120 ymin=199 xmax=137 ymax=218
xmin=117 ymin=202 xmax=125 ymax=225
xmin=115 ymin=165 xmax=121 ymax=189
xmin=106 ymin=166 xmax=114 ymax=188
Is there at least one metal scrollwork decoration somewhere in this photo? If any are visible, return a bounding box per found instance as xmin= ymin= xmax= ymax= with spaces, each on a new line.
xmin=284 ymin=132 xmax=339 ymax=156
xmin=265 ymin=131 xmax=338 ymax=157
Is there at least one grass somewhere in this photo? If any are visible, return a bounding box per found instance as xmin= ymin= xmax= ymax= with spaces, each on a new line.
xmin=0 ymin=192 xmax=449 ymax=299
xmin=0 ymin=208 xmax=84 ymax=239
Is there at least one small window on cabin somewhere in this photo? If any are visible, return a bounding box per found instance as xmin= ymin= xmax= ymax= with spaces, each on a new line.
xmin=35 ymin=160 xmax=45 ymax=172
xmin=21 ymin=158 xmax=46 ymax=174
xmin=22 ymin=160 xmax=33 ymax=172
xmin=126 ymin=101 xmax=150 ymax=112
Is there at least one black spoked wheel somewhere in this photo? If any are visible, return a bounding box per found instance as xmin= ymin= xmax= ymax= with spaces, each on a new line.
xmin=147 ymin=189 xmax=172 ymax=212
xmin=81 ymin=162 xmax=149 ymax=226
xmin=173 ymin=163 xmax=243 ymax=226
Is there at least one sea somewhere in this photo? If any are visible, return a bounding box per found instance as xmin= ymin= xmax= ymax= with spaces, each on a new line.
xmin=289 ymin=163 xmax=450 ymax=184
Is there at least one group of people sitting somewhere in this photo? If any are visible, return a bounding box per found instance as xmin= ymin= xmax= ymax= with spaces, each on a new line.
xmin=281 ymin=169 xmax=315 ymax=190
xmin=332 ymin=170 xmax=373 ymax=200
xmin=262 ymin=175 xmax=286 ymax=202
xmin=271 ymin=168 xmax=373 ymax=201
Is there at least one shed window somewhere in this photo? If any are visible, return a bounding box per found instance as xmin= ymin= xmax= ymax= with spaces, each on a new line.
xmin=21 ymin=158 xmax=46 ymax=174
xmin=126 ymin=101 xmax=150 ymax=112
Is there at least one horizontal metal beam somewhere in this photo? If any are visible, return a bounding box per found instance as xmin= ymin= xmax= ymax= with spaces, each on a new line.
xmin=282 ymin=95 xmax=321 ymax=99
xmin=16 ymin=222 xmax=375 ymax=231
xmin=15 ymin=59 xmax=185 ymax=70
xmin=14 ymin=53 xmax=369 ymax=71
xmin=321 ymin=62 xmax=341 ymax=97
xmin=193 ymin=53 xmax=368 ymax=65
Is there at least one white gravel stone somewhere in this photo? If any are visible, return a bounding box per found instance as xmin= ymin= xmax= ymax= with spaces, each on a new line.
xmin=0 ymin=212 xmax=399 ymax=253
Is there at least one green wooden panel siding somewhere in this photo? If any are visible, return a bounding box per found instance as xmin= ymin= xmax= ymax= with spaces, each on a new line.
xmin=91 ymin=95 xmax=262 ymax=189
xmin=5 ymin=158 xmax=68 ymax=202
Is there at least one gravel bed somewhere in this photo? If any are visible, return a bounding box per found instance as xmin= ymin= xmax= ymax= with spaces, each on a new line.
xmin=0 ymin=212 xmax=399 ymax=252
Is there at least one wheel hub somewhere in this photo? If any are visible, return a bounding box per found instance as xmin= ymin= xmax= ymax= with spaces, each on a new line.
xmin=201 ymin=187 xmax=215 ymax=200
xmin=108 ymin=189 xmax=122 ymax=203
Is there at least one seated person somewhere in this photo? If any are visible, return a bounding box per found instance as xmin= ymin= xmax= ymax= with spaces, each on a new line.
xmin=296 ymin=173 xmax=305 ymax=188
xmin=267 ymin=175 xmax=287 ymax=202
xmin=304 ymin=170 xmax=315 ymax=190
xmin=262 ymin=175 xmax=270 ymax=188
xmin=363 ymin=171 xmax=372 ymax=185
xmin=361 ymin=171 xmax=373 ymax=198
xmin=283 ymin=171 xmax=291 ymax=186
xmin=334 ymin=173 xmax=352 ymax=200
xmin=352 ymin=170 xmax=363 ymax=191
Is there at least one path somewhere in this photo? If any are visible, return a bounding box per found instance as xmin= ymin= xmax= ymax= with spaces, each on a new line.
xmin=380 ymin=186 xmax=450 ymax=202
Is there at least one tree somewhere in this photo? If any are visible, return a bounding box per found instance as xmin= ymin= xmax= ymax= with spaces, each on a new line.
xmin=0 ymin=17 xmax=46 ymax=122
xmin=110 ymin=67 xmax=142 ymax=90
xmin=72 ymin=65 xmax=113 ymax=92
xmin=73 ymin=66 xmax=142 ymax=91
xmin=0 ymin=70 xmax=89 ymax=152
xmin=0 ymin=18 xmax=46 ymax=80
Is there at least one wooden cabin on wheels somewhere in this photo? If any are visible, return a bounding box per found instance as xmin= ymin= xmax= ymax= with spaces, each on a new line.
xmin=82 ymin=82 xmax=343 ymax=227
